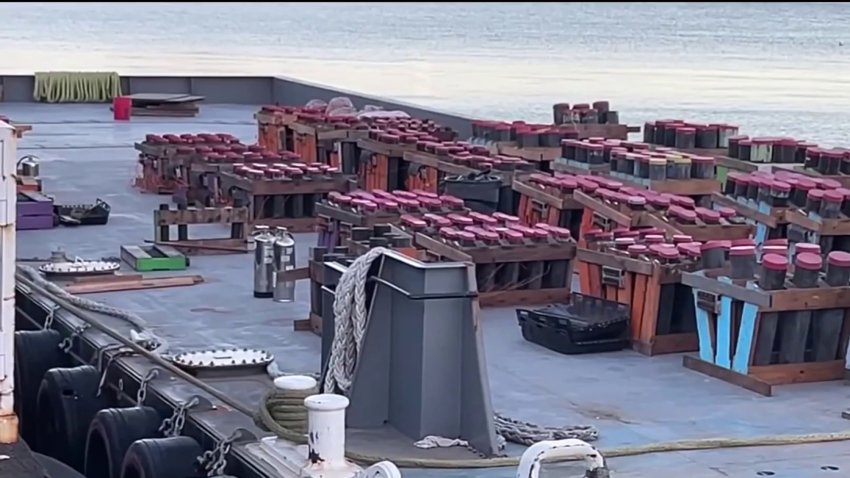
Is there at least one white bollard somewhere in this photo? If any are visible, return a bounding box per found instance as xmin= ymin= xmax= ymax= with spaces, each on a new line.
xmin=274 ymin=375 xmax=318 ymax=392
xmin=304 ymin=393 xmax=349 ymax=468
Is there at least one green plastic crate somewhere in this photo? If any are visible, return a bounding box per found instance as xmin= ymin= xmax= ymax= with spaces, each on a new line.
xmin=120 ymin=244 xmax=188 ymax=272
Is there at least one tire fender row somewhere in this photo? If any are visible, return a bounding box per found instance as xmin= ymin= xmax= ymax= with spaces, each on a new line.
xmin=13 ymin=299 xmax=254 ymax=478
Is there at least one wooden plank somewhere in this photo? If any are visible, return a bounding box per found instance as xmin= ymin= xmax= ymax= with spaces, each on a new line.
xmin=710 ymin=192 xmax=782 ymax=228
xmin=218 ymin=171 xmax=350 ymax=197
xmin=784 ymin=209 xmax=850 ymax=236
xmin=413 ymin=233 xmax=473 ymax=263
xmin=572 ymin=190 xmax=635 ymax=227
xmin=633 ymin=333 xmax=698 ymax=356
xmin=155 ymin=206 xmax=249 ymax=225
xmin=680 ymin=271 xmax=771 ymax=307
xmin=64 ymin=275 xmax=204 ymax=294
xmin=71 ymin=273 xmax=143 ymax=284
xmin=511 ymin=179 xmax=577 ymax=210
xmin=576 ymin=248 xmax=654 ymax=276
xmin=479 ymin=288 xmax=570 ymax=308
xmin=715 ymin=155 xmax=759 ymax=173
xmin=497 ymin=144 xmax=561 ymax=162
xmin=637 ymin=213 xmax=754 ymax=242
xmin=551 ymin=160 xmax=610 ymax=175
xmin=766 ymin=286 xmax=850 ymax=312
xmin=648 ymin=178 xmax=720 ymax=196
xmin=357 ymin=138 xmax=409 ymax=158
xmin=749 ymin=360 xmax=845 ymax=385
xmin=314 ymin=202 xmax=370 ymax=227
xmin=150 ymin=239 xmax=247 ymax=255
xmin=682 ymin=355 xmax=773 ymax=396
xmin=276 ymin=266 xmax=311 ymax=282
xmin=403 ymin=151 xmax=504 ymax=180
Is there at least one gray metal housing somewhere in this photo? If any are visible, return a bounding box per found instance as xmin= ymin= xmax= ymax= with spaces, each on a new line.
xmin=320 ymin=251 xmax=500 ymax=455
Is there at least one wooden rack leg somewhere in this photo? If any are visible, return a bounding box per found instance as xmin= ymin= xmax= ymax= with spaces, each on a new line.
xmin=638 ymin=272 xmax=662 ymax=347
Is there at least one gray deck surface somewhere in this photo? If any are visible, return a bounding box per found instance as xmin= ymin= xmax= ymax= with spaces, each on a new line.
xmin=4 ymin=102 xmax=850 ymax=478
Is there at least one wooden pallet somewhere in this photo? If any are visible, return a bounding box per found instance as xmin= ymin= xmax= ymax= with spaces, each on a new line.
xmin=637 ymin=211 xmax=754 ymax=242
xmin=681 ymin=269 xmax=850 ymax=396
xmin=577 ymin=248 xmax=699 ymax=356
xmin=356 ymin=138 xmax=412 ymax=191
xmin=710 ymin=192 xmax=789 ymax=245
xmin=153 ymin=204 xmax=248 ymax=255
xmin=414 ymin=232 xmax=576 ymax=308
xmin=218 ymin=171 xmax=349 ymax=231
xmin=512 ymin=176 xmax=584 ymax=237
xmin=785 ymin=208 xmax=850 ymax=255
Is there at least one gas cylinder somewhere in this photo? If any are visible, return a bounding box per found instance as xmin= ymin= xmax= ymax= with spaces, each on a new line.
xmin=253 ymin=225 xmax=275 ymax=298
xmin=272 ymin=226 xmax=296 ymax=303
xmin=17 ymin=155 xmax=40 ymax=179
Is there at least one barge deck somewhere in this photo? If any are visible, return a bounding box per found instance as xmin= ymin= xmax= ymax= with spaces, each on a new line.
xmin=6 ymin=102 xmax=850 ymax=478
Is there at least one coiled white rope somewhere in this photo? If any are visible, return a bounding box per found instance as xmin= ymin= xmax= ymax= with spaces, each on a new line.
xmin=323 ymin=247 xmax=388 ymax=394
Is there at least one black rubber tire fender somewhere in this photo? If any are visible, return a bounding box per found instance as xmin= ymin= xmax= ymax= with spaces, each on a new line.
xmin=36 ymin=365 xmax=113 ymax=473
xmin=119 ymin=437 xmax=204 ymax=478
xmin=84 ymin=406 xmax=162 ymax=478
xmin=14 ymin=329 xmax=69 ymax=448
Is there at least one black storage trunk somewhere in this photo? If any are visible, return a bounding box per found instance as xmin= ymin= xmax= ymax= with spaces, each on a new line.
xmin=53 ymin=198 xmax=111 ymax=226
xmin=517 ymin=293 xmax=630 ymax=354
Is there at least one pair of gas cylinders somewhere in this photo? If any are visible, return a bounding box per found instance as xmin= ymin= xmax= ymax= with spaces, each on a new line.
xmin=251 ymin=226 xmax=296 ymax=302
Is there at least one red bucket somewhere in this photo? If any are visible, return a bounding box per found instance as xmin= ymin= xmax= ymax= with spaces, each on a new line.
xmin=113 ymin=96 xmax=131 ymax=121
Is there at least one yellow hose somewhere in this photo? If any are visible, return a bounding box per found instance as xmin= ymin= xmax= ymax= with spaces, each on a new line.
xmin=256 ymin=390 xmax=850 ymax=468
xmin=33 ymin=72 xmax=122 ymax=103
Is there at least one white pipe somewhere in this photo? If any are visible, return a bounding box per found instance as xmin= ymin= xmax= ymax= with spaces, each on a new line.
xmin=516 ymin=439 xmax=606 ymax=478
xmin=0 ymin=121 xmax=18 ymax=444
xmin=304 ymin=393 xmax=349 ymax=468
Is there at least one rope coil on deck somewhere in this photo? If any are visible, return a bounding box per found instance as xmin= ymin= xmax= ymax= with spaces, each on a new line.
xmin=262 ymin=385 xmax=318 ymax=435
xmin=33 ymin=72 xmax=122 ymax=103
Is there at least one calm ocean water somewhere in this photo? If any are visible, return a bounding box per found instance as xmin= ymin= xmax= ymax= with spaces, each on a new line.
xmin=1 ymin=2 xmax=850 ymax=144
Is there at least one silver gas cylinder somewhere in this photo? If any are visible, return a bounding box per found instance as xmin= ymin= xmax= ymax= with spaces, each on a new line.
xmin=253 ymin=225 xmax=275 ymax=298
xmin=17 ymin=155 xmax=40 ymax=179
xmin=272 ymin=226 xmax=296 ymax=303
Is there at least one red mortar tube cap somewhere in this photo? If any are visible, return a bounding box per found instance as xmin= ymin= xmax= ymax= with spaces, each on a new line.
xmin=827 ymin=251 xmax=850 ymax=268
xmin=795 ymin=252 xmax=823 ymax=271
xmin=762 ymin=254 xmax=789 ymax=271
